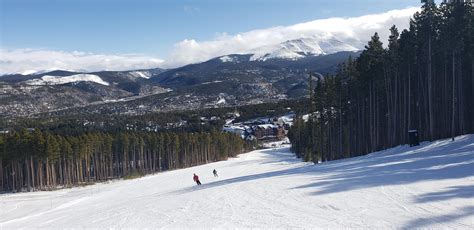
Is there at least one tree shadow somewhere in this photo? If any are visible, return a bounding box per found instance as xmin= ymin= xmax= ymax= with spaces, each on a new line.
xmin=226 ymin=147 xmax=297 ymax=167
xmin=172 ymin=136 xmax=474 ymax=202
xmin=415 ymin=185 xmax=474 ymax=203
xmin=291 ymin=136 xmax=474 ymax=196
xmin=172 ymin=166 xmax=308 ymax=195
xmin=402 ymin=206 xmax=474 ymax=229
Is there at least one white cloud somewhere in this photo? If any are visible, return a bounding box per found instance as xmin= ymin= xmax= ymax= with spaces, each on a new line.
xmin=0 ymin=49 xmax=164 ymax=75
xmin=1 ymin=7 xmax=419 ymax=74
xmin=163 ymin=7 xmax=419 ymax=68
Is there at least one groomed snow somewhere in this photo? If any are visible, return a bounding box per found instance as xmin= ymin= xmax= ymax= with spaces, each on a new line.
xmin=26 ymin=74 xmax=109 ymax=86
xmin=1 ymin=135 xmax=473 ymax=228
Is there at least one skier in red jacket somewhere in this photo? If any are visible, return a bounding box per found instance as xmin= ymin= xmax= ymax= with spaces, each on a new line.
xmin=193 ymin=173 xmax=202 ymax=185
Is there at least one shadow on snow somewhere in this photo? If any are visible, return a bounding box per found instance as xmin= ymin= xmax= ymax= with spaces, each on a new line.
xmin=172 ymin=136 xmax=474 ymax=228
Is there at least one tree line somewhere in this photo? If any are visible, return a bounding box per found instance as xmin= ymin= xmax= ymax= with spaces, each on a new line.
xmin=0 ymin=129 xmax=255 ymax=192
xmin=1 ymin=98 xmax=309 ymax=135
xmin=289 ymin=1 xmax=473 ymax=162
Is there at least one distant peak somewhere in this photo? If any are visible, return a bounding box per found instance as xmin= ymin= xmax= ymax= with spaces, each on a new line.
xmin=249 ymin=35 xmax=359 ymax=61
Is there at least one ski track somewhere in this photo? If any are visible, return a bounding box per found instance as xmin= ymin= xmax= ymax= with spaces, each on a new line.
xmin=1 ymin=135 xmax=473 ymax=229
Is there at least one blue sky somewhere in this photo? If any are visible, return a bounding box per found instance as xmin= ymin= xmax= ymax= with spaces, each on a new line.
xmin=1 ymin=0 xmax=434 ymax=74
xmin=2 ymin=0 xmax=423 ymax=55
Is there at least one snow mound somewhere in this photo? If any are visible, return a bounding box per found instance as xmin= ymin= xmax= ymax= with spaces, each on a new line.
xmin=26 ymin=74 xmax=109 ymax=86
xmin=0 ymin=135 xmax=472 ymax=228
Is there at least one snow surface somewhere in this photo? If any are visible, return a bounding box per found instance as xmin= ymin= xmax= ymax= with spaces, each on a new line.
xmin=257 ymin=124 xmax=279 ymax=129
xmin=26 ymin=74 xmax=109 ymax=86
xmin=1 ymin=136 xmax=473 ymax=228
xmin=201 ymin=80 xmax=223 ymax=85
xmin=216 ymin=97 xmax=226 ymax=105
xmin=20 ymin=70 xmax=40 ymax=75
xmin=129 ymin=71 xmax=152 ymax=79
xmin=302 ymin=114 xmax=310 ymax=122
xmin=219 ymin=56 xmax=238 ymax=63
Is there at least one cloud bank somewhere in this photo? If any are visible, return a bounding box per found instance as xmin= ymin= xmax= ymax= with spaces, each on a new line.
xmin=0 ymin=49 xmax=164 ymax=75
xmin=1 ymin=7 xmax=418 ymax=74
xmin=164 ymin=7 xmax=418 ymax=67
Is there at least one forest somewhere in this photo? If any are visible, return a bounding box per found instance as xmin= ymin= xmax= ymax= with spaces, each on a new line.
xmin=289 ymin=1 xmax=474 ymax=162
xmin=0 ymin=98 xmax=309 ymax=134
xmin=0 ymin=97 xmax=310 ymax=192
xmin=0 ymin=129 xmax=255 ymax=192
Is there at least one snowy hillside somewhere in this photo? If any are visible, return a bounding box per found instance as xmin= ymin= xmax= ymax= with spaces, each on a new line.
xmin=26 ymin=74 xmax=109 ymax=86
xmin=250 ymin=36 xmax=359 ymax=61
xmin=219 ymin=55 xmax=239 ymax=63
xmin=1 ymin=135 xmax=473 ymax=228
xmin=215 ymin=36 xmax=359 ymax=63
xmin=128 ymin=71 xmax=152 ymax=79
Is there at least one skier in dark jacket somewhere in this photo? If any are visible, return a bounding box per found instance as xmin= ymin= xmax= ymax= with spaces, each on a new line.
xmin=213 ymin=169 xmax=218 ymax=177
xmin=193 ymin=173 xmax=202 ymax=185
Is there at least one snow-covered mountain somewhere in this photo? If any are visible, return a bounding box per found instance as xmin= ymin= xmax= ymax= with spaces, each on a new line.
xmin=218 ymin=36 xmax=359 ymax=63
xmin=18 ymin=70 xmax=44 ymax=75
xmin=25 ymin=74 xmax=110 ymax=86
xmin=0 ymin=42 xmax=359 ymax=118
xmin=0 ymin=68 xmax=168 ymax=117
xmin=128 ymin=71 xmax=153 ymax=79
xmin=250 ymin=36 xmax=358 ymax=61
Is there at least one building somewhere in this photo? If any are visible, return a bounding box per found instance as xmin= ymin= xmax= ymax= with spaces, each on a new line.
xmin=254 ymin=124 xmax=285 ymax=141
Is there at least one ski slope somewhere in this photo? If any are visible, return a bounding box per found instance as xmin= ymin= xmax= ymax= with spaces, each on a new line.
xmin=1 ymin=135 xmax=473 ymax=229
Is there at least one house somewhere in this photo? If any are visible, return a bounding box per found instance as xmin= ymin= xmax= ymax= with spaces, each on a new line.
xmin=254 ymin=124 xmax=285 ymax=141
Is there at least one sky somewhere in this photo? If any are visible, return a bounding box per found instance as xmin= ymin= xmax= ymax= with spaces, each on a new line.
xmin=0 ymin=0 xmax=430 ymax=74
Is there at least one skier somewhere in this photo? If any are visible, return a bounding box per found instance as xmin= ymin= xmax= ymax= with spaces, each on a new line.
xmin=213 ymin=169 xmax=218 ymax=177
xmin=193 ymin=173 xmax=202 ymax=185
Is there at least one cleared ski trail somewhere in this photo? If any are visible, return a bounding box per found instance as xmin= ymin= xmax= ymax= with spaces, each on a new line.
xmin=1 ymin=135 xmax=473 ymax=229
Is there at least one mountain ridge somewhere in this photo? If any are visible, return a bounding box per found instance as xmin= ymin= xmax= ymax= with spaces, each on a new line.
xmin=0 ymin=39 xmax=361 ymax=118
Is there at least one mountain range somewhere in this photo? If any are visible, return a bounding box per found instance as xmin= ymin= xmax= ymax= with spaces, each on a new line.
xmin=0 ymin=36 xmax=360 ymax=118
